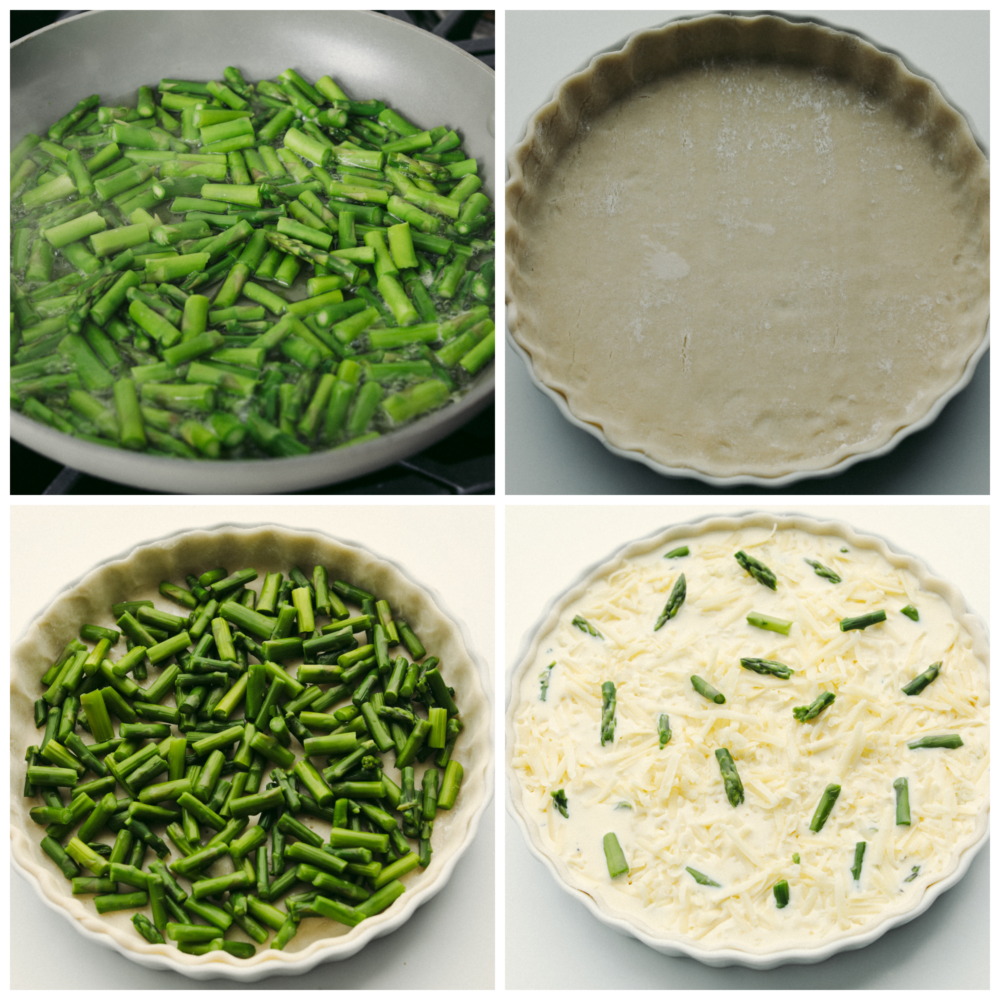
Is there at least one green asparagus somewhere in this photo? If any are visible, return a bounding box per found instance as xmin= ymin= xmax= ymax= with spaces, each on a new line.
xmin=715 ymin=748 xmax=744 ymax=807
xmin=739 ymin=657 xmax=793 ymax=679
xmin=901 ymin=662 xmax=941 ymax=697
xmin=654 ymin=573 xmax=686 ymax=630
xmin=809 ymin=783 xmax=841 ymax=832
xmin=735 ymin=550 xmax=777 ymax=589
xmin=805 ymin=559 xmax=841 ymax=583
xmin=839 ymin=610 xmax=886 ymax=631
xmin=792 ymin=691 xmax=835 ymax=722
xmin=600 ymin=681 xmax=616 ymax=746
xmin=551 ymin=789 xmax=569 ymax=818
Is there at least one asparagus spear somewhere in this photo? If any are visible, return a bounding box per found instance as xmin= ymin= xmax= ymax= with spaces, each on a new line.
xmin=715 ymin=748 xmax=744 ymax=807
xmin=657 ymin=713 xmax=671 ymax=747
xmin=654 ymin=573 xmax=686 ymax=631
xmin=539 ymin=661 xmax=555 ymax=702
xmin=805 ymin=559 xmax=841 ymax=583
xmin=739 ymin=657 xmax=793 ymax=679
xmin=600 ymin=681 xmax=617 ymax=746
xmin=773 ymin=880 xmax=790 ymax=908
xmin=572 ymin=615 xmax=602 ymax=638
xmin=907 ymin=734 xmax=963 ymax=750
xmin=735 ymin=550 xmax=777 ymax=590
xmin=792 ymin=691 xmax=835 ymax=722
xmin=901 ymin=662 xmax=941 ymax=696
xmin=603 ymin=833 xmax=628 ymax=878
xmin=551 ymin=789 xmax=569 ymax=818
xmin=809 ymin=783 xmax=841 ymax=832
xmin=893 ymin=777 xmax=911 ymax=825
xmin=900 ymin=604 xmax=919 ymax=621
xmin=691 ymin=675 xmax=725 ymax=704
xmin=851 ymin=841 xmax=866 ymax=881
xmin=664 ymin=546 xmax=689 ymax=559
xmin=839 ymin=610 xmax=886 ymax=631
xmin=685 ymin=867 xmax=720 ymax=887
xmin=746 ymin=611 xmax=792 ymax=635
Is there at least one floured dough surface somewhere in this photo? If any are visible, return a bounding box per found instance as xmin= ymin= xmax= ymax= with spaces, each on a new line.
xmin=511 ymin=59 xmax=989 ymax=478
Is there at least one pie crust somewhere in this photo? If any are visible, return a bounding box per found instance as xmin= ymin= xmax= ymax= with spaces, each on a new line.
xmin=506 ymin=14 xmax=989 ymax=481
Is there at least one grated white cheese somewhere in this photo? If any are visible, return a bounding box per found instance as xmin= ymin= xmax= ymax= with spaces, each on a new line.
xmin=513 ymin=524 xmax=989 ymax=953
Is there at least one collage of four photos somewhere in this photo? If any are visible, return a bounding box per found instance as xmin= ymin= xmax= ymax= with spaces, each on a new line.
xmin=9 ymin=8 xmax=989 ymax=991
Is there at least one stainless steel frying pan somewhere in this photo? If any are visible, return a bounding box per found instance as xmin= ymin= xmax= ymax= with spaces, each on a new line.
xmin=11 ymin=10 xmax=495 ymax=494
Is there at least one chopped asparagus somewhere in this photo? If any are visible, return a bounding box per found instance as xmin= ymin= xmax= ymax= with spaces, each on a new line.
xmin=735 ymin=550 xmax=777 ymax=589
xmin=539 ymin=661 xmax=555 ymax=701
xmin=793 ymin=691 xmax=836 ymax=722
xmin=685 ymin=866 xmax=720 ymax=887
xmin=901 ymin=662 xmax=941 ymax=697
xmin=691 ymin=675 xmax=725 ymax=704
xmin=773 ymin=879 xmax=790 ymax=908
xmin=851 ymin=841 xmax=866 ymax=881
xmin=900 ymin=604 xmax=919 ymax=621
xmin=805 ymin=559 xmax=841 ymax=583
xmin=907 ymin=734 xmax=963 ymax=750
xmin=657 ymin=713 xmax=671 ymax=747
xmin=746 ymin=611 xmax=792 ymax=635
xmin=572 ymin=615 xmax=602 ymax=638
xmin=550 ymin=789 xmax=568 ymax=818
xmin=740 ymin=657 xmax=793 ymax=679
xmin=715 ymin=748 xmax=744 ymax=807
xmin=893 ymin=777 xmax=911 ymax=825
xmin=603 ymin=832 xmax=628 ymax=878
xmin=654 ymin=573 xmax=686 ymax=631
xmin=839 ymin=610 xmax=886 ymax=631
xmin=600 ymin=681 xmax=616 ymax=746
xmin=809 ymin=783 xmax=841 ymax=832
xmin=664 ymin=546 xmax=689 ymax=559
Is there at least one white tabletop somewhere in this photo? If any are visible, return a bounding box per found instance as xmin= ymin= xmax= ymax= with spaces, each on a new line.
xmin=505 ymin=11 xmax=990 ymax=495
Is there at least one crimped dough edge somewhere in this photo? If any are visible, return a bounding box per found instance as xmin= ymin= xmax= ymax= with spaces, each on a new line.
xmin=505 ymin=14 xmax=990 ymax=482
xmin=505 ymin=512 xmax=989 ymax=964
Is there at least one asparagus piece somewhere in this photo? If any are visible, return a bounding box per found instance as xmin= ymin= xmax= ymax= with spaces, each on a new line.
xmin=685 ymin=867 xmax=720 ymax=887
xmin=904 ymin=866 xmax=920 ymax=882
xmin=654 ymin=573 xmax=686 ymax=631
xmin=657 ymin=713 xmax=671 ymax=748
xmin=805 ymin=559 xmax=841 ymax=583
xmin=851 ymin=841 xmax=866 ymax=881
xmin=839 ymin=610 xmax=886 ymax=631
xmin=773 ymin=880 xmax=790 ymax=908
xmin=792 ymin=691 xmax=836 ymax=722
xmin=600 ymin=681 xmax=616 ymax=746
xmin=809 ymin=783 xmax=841 ymax=832
xmin=571 ymin=615 xmax=602 ymax=638
xmin=715 ymin=748 xmax=744 ymax=807
xmin=746 ymin=611 xmax=792 ymax=635
xmin=901 ymin=662 xmax=941 ymax=697
xmin=792 ymin=853 xmax=800 ymax=864
xmin=734 ymin=550 xmax=777 ymax=589
xmin=603 ymin=832 xmax=628 ymax=878
xmin=539 ymin=661 xmax=554 ymax=702
xmin=893 ymin=777 xmax=911 ymax=825
xmin=907 ymin=734 xmax=963 ymax=750
xmin=691 ymin=675 xmax=725 ymax=704
xmin=551 ymin=789 xmax=569 ymax=818
xmin=664 ymin=546 xmax=689 ymax=559
xmin=739 ymin=657 xmax=793 ymax=679
xmin=899 ymin=604 xmax=919 ymax=621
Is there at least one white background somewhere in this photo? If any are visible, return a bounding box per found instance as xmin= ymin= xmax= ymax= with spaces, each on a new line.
xmin=505 ymin=10 xmax=990 ymax=495
xmin=10 ymin=504 xmax=495 ymax=989
xmin=505 ymin=503 xmax=988 ymax=988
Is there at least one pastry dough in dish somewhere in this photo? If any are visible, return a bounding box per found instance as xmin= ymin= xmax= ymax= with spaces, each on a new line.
xmin=506 ymin=14 xmax=989 ymax=481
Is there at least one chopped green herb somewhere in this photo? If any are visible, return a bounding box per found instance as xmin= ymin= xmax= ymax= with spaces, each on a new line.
xmin=904 ymin=865 xmax=920 ymax=882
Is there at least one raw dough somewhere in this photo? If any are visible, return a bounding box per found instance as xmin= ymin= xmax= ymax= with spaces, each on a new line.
xmin=506 ymin=16 xmax=989 ymax=479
